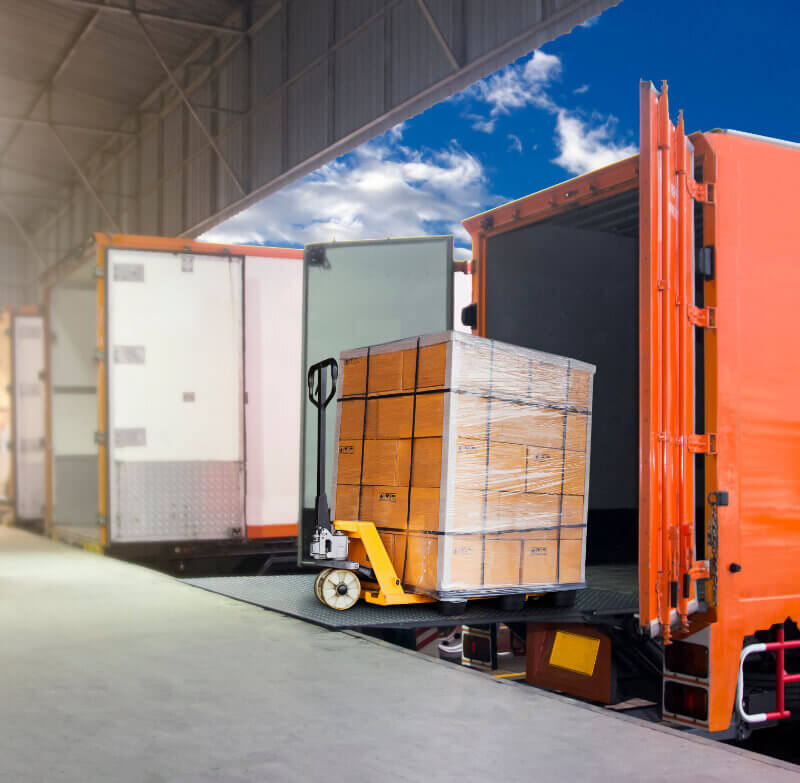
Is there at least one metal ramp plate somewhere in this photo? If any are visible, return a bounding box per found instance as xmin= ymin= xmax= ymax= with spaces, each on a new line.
xmin=182 ymin=566 xmax=638 ymax=630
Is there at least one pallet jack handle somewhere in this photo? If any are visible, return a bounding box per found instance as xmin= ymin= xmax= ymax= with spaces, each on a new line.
xmin=307 ymin=358 xmax=338 ymax=533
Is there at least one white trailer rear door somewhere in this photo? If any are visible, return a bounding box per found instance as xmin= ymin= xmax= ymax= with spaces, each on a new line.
xmin=106 ymin=249 xmax=244 ymax=543
xmin=12 ymin=314 xmax=45 ymax=520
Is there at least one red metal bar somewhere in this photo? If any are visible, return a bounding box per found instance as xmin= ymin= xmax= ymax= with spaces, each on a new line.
xmin=762 ymin=627 xmax=800 ymax=720
xmin=675 ymin=111 xmax=694 ymax=630
xmin=657 ymin=83 xmax=678 ymax=643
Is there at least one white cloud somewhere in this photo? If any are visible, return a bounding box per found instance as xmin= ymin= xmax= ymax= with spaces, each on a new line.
xmin=202 ymin=127 xmax=495 ymax=251
xmin=552 ymin=111 xmax=637 ymax=174
xmin=507 ymin=133 xmax=523 ymax=153
xmin=462 ymin=50 xmax=561 ymax=132
xmin=462 ymin=50 xmax=635 ymax=174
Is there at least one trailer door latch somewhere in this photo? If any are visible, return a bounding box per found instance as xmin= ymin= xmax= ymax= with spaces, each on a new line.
xmin=688 ymin=305 xmax=716 ymax=328
xmin=688 ymin=433 xmax=717 ymax=454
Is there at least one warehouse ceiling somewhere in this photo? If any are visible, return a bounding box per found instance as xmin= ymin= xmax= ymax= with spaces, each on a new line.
xmin=0 ymin=0 xmax=618 ymax=293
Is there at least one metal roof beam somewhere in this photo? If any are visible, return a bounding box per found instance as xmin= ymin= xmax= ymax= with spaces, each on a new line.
xmin=46 ymin=0 xmax=247 ymax=36
xmin=49 ymin=127 xmax=120 ymax=231
xmin=0 ymin=114 xmax=136 ymax=137
xmin=0 ymin=198 xmax=48 ymax=273
xmin=416 ymin=0 xmax=460 ymax=71
xmin=133 ymin=12 xmax=247 ymax=196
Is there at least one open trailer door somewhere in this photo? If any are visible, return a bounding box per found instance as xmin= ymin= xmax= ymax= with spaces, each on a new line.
xmin=102 ymin=247 xmax=245 ymax=544
xmin=639 ymin=82 xmax=713 ymax=641
xmin=11 ymin=313 xmax=46 ymax=522
xmin=299 ymin=236 xmax=454 ymax=561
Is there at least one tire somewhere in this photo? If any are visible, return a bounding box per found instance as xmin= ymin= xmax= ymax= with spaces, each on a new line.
xmin=317 ymin=569 xmax=361 ymax=611
xmin=314 ymin=568 xmax=332 ymax=603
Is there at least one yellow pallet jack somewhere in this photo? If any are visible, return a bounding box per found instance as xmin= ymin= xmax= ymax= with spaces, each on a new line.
xmin=307 ymin=358 xmax=435 ymax=611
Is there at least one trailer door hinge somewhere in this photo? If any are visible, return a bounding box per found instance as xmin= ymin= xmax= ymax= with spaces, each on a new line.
xmin=688 ymin=180 xmax=715 ymax=204
xmin=688 ymin=305 xmax=716 ymax=328
xmin=688 ymin=433 xmax=717 ymax=454
xmin=94 ymin=431 xmax=107 ymax=445
xmin=94 ymin=265 xmax=105 ymax=279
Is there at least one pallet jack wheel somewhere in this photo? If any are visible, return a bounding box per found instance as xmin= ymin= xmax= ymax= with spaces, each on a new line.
xmin=316 ymin=568 xmax=361 ymax=611
xmin=314 ymin=568 xmax=333 ymax=603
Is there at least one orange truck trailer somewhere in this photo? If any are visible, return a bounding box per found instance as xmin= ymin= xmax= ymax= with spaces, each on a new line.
xmin=460 ymin=81 xmax=800 ymax=735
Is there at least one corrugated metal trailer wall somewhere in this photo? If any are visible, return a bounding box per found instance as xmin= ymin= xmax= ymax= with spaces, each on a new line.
xmin=19 ymin=0 xmax=617 ymax=296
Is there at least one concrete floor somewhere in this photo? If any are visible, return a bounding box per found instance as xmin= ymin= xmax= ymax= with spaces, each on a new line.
xmin=1 ymin=528 xmax=796 ymax=783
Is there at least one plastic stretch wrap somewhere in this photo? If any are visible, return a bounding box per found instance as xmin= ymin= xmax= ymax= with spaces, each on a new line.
xmin=332 ymin=331 xmax=594 ymax=599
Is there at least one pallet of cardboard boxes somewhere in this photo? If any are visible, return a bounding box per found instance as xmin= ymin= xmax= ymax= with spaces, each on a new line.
xmin=332 ymin=331 xmax=594 ymax=600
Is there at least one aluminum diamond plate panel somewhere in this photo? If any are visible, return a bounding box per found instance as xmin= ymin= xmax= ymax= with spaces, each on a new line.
xmin=182 ymin=567 xmax=638 ymax=630
xmin=112 ymin=460 xmax=244 ymax=543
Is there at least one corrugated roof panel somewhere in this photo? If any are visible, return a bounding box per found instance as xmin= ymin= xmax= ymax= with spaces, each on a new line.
xmin=336 ymin=0 xmax=387 ymax=38
xmin=250 ymin=94 xmax=282 ymax=191
xmin=139 ymin=123 xmax=160 ymax=194
xmin=72 ymin=189 xmax=86 ymax=250
xmin=216 ymin=46 xmax=249 ymax=134
xmin=390 ymin=0 xmax=451 ymax=107
xmin=287 ymin=63 xmax=327 ymax=168
xmin=334 ymin=17 xmax=384 ymax=140
xmin=162 ymin=106 xmax=184 ymax=177
xmin=251 ymin=13 xmax=283 ymax=100
xmin=162 ymin=170 xmax=182 ymax=236
xmin=288 ymin=0 xmax=330 ymax=78
xmin=0 ymin=74 xmax=40 ymax=119
xmin=0 ymin=1 xmax=86 ymax=85
xmin=187 ymin=147 xmax=213 ymax=230
xmin=217 ymin=118 xmax=248 ymax=209
xmin=139 ymin=190 xmax=159 ymax=236
xmin=53 ymin=14 xmax=165 ymax=107
xmin=464 ymin=0 xmax=544 ymax=60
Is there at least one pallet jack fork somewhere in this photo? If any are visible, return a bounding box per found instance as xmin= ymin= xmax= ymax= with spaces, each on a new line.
xmin=307 ymin=358 xmax=434 ymax=611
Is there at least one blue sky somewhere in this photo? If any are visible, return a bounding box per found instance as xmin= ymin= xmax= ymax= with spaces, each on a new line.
xmin=205 ymin=0 xmax=799 ymax=257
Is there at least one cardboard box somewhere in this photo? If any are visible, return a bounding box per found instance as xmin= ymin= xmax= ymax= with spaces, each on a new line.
xmin=521 ymin=531 xmax=558 ymax=585
xmin=487 ymin=442 xmax=526 ymax=491
xmin=341 ymin=356 xmax=367 ymax=397
xmin=442 ymin=534 xmax=483 ymax=590
xmin=525 ymin=446 xmax=564 ymax=494
xmin=339 ymin=399 xmax=365 ymax=440
xmin=336 ymin=440 xmax=363 ymax=485
xmin=411 ymin=436 xmax=443 ymax=488
xmin=362 ymin=439 xmax=411 ymax=487
xmin=367 ymin=348 xmax=416 ymax=395
xmin=335 ymin=484 xmax=360 ymax=520
xmin=333 ymin=332 xmax=594 ymax=599
xmin=413 ymin=392 xmax=445 ymax=437
xmin=486 ymin=491 xmax=561 ymax=531
xmin=484 ymin=534 xmax=522 ymax=587
xmin=365 ymin=395 xmax=413 ymax=439
xmin=359 ymin=485 xmax=409 ymax=530
xmin=558 ymin=524 xmax=585 ymax=584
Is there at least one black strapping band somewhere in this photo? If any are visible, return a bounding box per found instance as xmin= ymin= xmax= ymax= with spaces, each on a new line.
xmin=401 ymin=338 xmax=421 ymax=585
xmin=356 ymin=347 xmax=371 ymax=520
